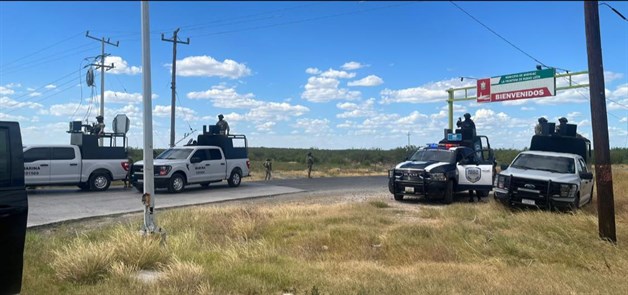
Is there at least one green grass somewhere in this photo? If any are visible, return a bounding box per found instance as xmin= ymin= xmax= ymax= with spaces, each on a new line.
xmin=21 ymin=166 xmax=628 ymax=294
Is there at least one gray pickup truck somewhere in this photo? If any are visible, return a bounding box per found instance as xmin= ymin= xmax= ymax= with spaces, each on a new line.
xmin=494 ymin=122 xmax=593 ymax=210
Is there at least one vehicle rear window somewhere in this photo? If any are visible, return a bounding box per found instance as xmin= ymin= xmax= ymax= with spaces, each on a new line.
xmin=208 ymin=149 xmax=222 ymax=160
xmin=24 ymin=147 xmax=50 ymax=163
xmin=0 ymin=128 xmax=10 ymax=187
xmin=52 ymin=147 xmax=75 ymax=160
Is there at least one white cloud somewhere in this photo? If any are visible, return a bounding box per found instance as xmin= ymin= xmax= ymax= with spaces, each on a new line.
xmin=0 ymin=113 xmax=30 ymax=121
xmin=292 ymin=118 xmax=332 ymax=135
xmin=336 ymin=98 xmax=376 ymax=118
xmin=153 ymin=105 xmax=199 ymax=122
xmin=380 ymin=78 xmax=473 ymax=104
xmin=0 ymin=96 xmax=43 ymax=109
xmin=302 ymin=76 xmax=361 ymax=102
xmin=534 ymin=89 xmax=589 ymax=105
xmin=28 ymin=92 xmax=41 ymax=97
xmin=175 ymin=55 xmax=251 ymax=79
xmin=567 ymin=112 xmax=582 ymax=118
xmin=187 ymin=85 xmax=262 ymax=108
xmin=44 ymin=84 xmax=57 ymax=89
xmin=0 ymin=86 xmax=15 ymax=96
xmin=246 ymin=102 xmax=309 ymax=122
xmin=320 ymin=69 xmax=356 ymax=79
xmin=620 ymin=117 xmax=627 ymax=123
xmin=49 ymin=103 xmax=91 ymax=117
xmin=104 ymin=56 xmax=142 ymax=75
xmin=305 ymin=67 xmax=321 ymax=75
xmin=6 ymin=83 xmax=21 ymax=88
xmin=341 ymin=61 xmax=366 ymax=71
xmin=348 ymin=75 xmax=384 ymax=87
xmin=104 ymin=91 xmax=156 ymax=104
xmin=520 ymin=106 xmax=535 ymax=111
xmin=255 ymin=121 xmax=276 ymax=132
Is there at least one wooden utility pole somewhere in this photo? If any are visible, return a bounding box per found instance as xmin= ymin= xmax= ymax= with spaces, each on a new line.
xmin=162 ymin=28 xmax=190 ymax=147
xmin=584 ymin=1 xmax=616 ymax=243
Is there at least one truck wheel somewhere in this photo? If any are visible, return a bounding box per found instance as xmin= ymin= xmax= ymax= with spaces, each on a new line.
xmin=228 ymin=169 xmax=242 ymax=187
xmin=167 ymin=173 xmax=186 ymax=193
xmin=393 ymin=194 xmax=404 ymax=201
xmin=571 ymin=193 xmax=581 ymax=212
xmin=443 ymin=180 xmax=454 ymax=204
xmin=476 ymin=190 xmax=489 ymax=198
xmin=89 ymin=172 xmax=111 ymax=191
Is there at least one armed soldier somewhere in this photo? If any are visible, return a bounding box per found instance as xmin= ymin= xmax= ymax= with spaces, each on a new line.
xmin=555 ymin=117 xmax=568 ymax=134
xmin=263 ymin=158 xmax=272 ymax=181
xmin=216 ymin=114 xmax=230 ymax=135
xmin=306 ymin=152 xmax=314 ymax=178
xmin=535 ymin=117 xmax=548 ymax=135
xmin=91 ymin=115 xmax=105 ymax=137
xmin=456 ymin=113 xmax=476 ymax=137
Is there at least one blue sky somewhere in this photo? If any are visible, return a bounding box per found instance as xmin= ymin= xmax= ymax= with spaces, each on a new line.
xmin=1 ymin=1 xmax=627 ymax=150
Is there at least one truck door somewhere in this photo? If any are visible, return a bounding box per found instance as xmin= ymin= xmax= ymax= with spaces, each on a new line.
xmin=189 ymin=149 xmax=210 ymax=183
xmin=207 ymin=148 xmax=226 ymax=180
xmin=23 ymin=147 xmax=51 ymax=184
xmin=50 ymin=147 xmax=80 ymax=183
xmin=456 ymin=147 xmax=493 ymax=187
xmin=577 ymin=158 xmax=594 ymax=204
xmin=0 ymin=121 xmax=28 ymax=295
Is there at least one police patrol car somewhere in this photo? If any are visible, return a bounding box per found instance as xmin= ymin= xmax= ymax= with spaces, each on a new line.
xmin=388 ymin=130 xmax=495 ymax=204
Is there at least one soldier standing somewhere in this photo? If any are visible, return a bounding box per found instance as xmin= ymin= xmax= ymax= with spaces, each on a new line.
xmin=263 ymin=158 xmax=272 ymax=181
xmin=456 ymin=113 xmax=476 ymax=136
xmin=535 ymin=117 xmax=548 ymax=135
xmin=556 ymin=117 xmax=568 ymax=134
xmin=306 ymin=152 xmax=314 ymax=178
xmin=216 ymin=114 xmax=230 ymax=135
xmin=92 ymin=115 xmax=106 ymax=137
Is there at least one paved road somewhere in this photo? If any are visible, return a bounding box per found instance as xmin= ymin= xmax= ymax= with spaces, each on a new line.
xmin=26 ymin=176 xmax=388 ymax=228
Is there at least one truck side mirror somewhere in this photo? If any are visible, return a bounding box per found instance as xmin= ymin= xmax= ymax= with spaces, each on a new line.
xmin=190 ymin=157 xmax=201 ymax=164
xmin=500 ymin=163 xmax=509 ymax=170
xmin=579 ymin=172 xmax=593 ymax=180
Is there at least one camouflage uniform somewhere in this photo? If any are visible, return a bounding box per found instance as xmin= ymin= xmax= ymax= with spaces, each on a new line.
xmin=306 ymin=153 xmax=314 ymax=178
xmin=263 ymin=159 xmax=272 ymax=181
xmin=216 ymin=114 xmax=230 ymax=135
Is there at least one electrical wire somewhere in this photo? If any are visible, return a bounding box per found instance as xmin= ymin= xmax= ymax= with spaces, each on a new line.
xmin=0 ymin=31 xmax=84 ymax=69
xmin=0 ymin=43 xmax=99 ymax=75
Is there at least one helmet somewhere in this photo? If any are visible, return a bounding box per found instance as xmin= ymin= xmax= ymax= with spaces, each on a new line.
xmin=218 ymin=114 xmax=224 ymax=119
xmin=463 ymin=113 xmax=471 ymax=119
xmin=96 ymin=115 xmax=103 ymax=119
xmin=558 ymin=117 xmax=568 ymax=123
xmin=538 ymin=117 xmax=547 ymax=123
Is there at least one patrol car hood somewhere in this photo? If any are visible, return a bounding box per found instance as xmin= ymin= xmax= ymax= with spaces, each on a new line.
xmin=395 ymin=161 xmax=452 ymax=172
xmin=133 ymin=159 xmax=179 ymax=166
xmin=501 ymin=167 xmax=579 ymax=183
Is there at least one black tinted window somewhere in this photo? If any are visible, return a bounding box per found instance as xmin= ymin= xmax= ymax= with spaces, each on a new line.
xmin=209 ymin=149 xmax=222 ymax=160
xmin=0 ymin=128 xmax=9 ymax=186
xmin=52 ymin=148 xmax=75 ymax=160
xmin=192 ymin=149 xmax=209 ymax=161
xmin=24 ymin=148 xmax=50 ymax=163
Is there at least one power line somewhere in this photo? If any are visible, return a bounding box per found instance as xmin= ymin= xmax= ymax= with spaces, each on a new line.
xmin=600 ymin=2 xmax=628 ymax=21
xmin=0 ymin=31 xmax=84 ymax=69
xmin=0 ymin=44 xmax=99 ymax=75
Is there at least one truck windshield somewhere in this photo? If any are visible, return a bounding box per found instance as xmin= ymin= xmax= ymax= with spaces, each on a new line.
xmin=510 ymin=154 xmax=575 ymax=174
xmin=156 ymin=149 xmax=193 ymax=160
xmin=409 ymin=149 xmax=454 ymax=163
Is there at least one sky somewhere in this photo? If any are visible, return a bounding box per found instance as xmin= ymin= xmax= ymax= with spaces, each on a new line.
xmin=1 ymin=1 xmax=627 ymax=150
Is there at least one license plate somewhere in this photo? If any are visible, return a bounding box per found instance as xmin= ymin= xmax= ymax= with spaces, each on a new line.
xmin=522 ymin=199 xmax=536 ymax=205
xmin=405 ymin=186 xmax=414 ymax=193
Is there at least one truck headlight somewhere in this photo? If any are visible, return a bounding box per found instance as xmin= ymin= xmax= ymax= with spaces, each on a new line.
xmin=430 ymin=172 xmax=447 ymax=181
xmin=497 ymin=175 xmax=510 ymax=189
xmin=388 ymin=170 xmax=394 ymax=178
xmin=155 ymin=165 xmax=172 ymax=176
xmin=560 ymin=184 xmax=577 ymax=198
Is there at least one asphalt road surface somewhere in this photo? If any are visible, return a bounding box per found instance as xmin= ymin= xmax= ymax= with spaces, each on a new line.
xmin=27 ymin=176 xmax=388 ymax=228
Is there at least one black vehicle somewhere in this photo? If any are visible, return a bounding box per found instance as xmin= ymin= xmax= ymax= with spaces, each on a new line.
xmin=388 ymin=128 xmax=495 ymax=204
xmin=0 ymin=121 xmax=28 ymax=294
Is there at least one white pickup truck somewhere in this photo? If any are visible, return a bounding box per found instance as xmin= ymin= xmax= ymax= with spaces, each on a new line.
xmin=131 ymin=133 xmax=250 ymax=193
xmin=22 ymin=145 xmax=129 ymax=191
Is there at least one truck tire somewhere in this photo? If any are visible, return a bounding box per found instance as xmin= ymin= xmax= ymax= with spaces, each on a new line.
xmin=476 ymin=190 xmax=489 ymax=198
xmin=228 ymin=169 xmax=242 ymax=187
xmin=443 ymin=179 xmax=454 ymax=204
xmin=89 ymin=172 xmax=111 ymax=191
xmin=167 ymin=173 xmax=186 ymax=193
xmin=570 ymin=193 xmax=581 ymax=212
xmin=393 ymin=194 xmax=404 ymax=201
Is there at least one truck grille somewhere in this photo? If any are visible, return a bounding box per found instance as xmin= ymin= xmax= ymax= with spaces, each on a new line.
xmin=510 ymin=177 xmax=549 ymax=193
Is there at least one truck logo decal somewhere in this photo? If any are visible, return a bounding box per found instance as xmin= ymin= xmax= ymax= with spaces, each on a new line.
xmin=524 ymin=184 xmax=535 ymax=189
xmin=465 ymin=167 xmax=481 ymax=183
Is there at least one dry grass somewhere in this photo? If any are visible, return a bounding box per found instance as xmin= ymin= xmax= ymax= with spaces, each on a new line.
xmin=22 ymin=166 xmax=628 ymax=294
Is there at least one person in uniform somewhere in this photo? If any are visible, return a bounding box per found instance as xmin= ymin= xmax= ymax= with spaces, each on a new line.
xmin=92 ymin=115 xmax=105 ymax=137
xmin=535 ymin=117 xmax=548 ymax=135
xmin=216 ymin=114 xmax=230 ymax=135
xmin=306 ymin=152 xmax=314 ymax=178
xmin=555 ymin=117 xmax=568 ymax=134
xmin=263 ymin=158 xmax=272 ymax=181
xmin=456 ymin=113 xmax=476 ymax=137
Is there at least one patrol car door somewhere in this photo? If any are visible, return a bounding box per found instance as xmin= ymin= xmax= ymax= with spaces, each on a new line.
xmin=207 ymin=148 xmax=226 ymax=181
xmin=50 ymin=147 xmax=80 ymax=183
xmin=189 ymin=149 xmax=210 ymax=183
xmin=577 ymin=158 xmax=594 ymax=204
xmin=23 ymin=147 xmax=51 ymax=184
xmin=456 ymin=148 xmax=493 ymax=188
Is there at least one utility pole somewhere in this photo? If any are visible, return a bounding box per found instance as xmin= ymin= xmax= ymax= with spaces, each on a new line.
xmin=162 ymin=28 xmax=189 ymax=148
xmin=584 ymin=1 xmax=616 ymax=243
xmin=86 ymin=31 xmax=118 ymax=145
xmin=407 ymin=132 xmax=411 ymax=147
